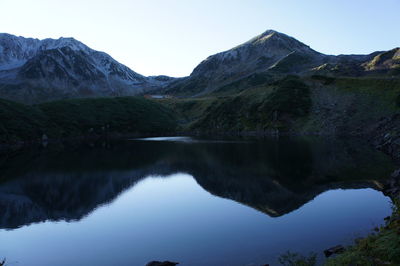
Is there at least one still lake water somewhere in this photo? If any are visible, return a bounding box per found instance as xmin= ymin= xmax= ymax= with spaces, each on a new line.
xmin=0 ymin=136 xmax=395 ymax=266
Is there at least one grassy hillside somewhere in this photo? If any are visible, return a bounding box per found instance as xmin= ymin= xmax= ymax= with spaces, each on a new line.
xmin=2 ymin=74 xmax=400 ymax=143
xmin=158 ymin=75 xmax=400 ymax=136
xmin=298 ymin=76 xmax=400 ymax=135
xmin=192 ymin=76 xmax=310 ymax=132
xmin=0 ymin=97 xmax=177 ymax=143
xmin=160 ymin=76 xmax=311 ymax=133
xmin=211 ymin=72 xmax=277 ymax=95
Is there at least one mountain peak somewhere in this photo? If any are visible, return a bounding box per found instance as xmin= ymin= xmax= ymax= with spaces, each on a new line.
xmin=190 ymin=29 xmax=319 ymax=77
xmin=249 ymin=29 xmax=288 ymax=40
xmin=40 ymin=36 xmax=89 ymax=52
xmin=259 ymin=29 xmax=281 ymax=37
xmin=247 ymin=29 xmax=307 ymax=47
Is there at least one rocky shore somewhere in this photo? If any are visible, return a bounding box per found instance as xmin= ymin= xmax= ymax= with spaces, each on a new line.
xmin=370 ymin=113 xmax=400 ymax=164
xmin=324 ymin=146 xmax=400 ymax=265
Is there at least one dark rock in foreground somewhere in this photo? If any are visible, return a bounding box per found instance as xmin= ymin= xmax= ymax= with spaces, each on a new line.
xmin=324 ymin=245 xmax=345 ymax=257
xmin=382 ymin=168 xmax=400 ymax=200
xmin=146 ymin=261 xmax=179 ymax=266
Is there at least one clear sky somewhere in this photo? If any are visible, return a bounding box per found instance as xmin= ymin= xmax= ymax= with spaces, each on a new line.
xmin=1 ymin=0 xmax=399 ymax=77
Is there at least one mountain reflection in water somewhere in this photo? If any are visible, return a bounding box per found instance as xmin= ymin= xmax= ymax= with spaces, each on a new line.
xmin=0 ymin=137 xmax=394 ymax=229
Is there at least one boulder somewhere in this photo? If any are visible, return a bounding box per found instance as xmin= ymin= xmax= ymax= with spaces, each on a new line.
xmin=391 ymin=169 xmax=400 ymax=179
xmin=324 ymin=245 xmax=345 ymax=257
xmin=41 ymin=134 xmax=48 ymax=141
xmin=146 ymin=261 xmax=179 ymax=266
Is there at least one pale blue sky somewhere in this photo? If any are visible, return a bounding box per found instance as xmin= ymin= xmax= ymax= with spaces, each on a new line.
xmin=1 ymin=0 xmax=399 ymax=77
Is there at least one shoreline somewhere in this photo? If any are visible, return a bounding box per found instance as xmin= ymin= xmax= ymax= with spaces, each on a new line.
xmin=0 ymin=129 xmax=381 ymax=157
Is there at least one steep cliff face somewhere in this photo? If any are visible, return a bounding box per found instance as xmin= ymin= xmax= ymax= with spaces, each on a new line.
xmin=0 ymin=34 xmax=175 ymax=103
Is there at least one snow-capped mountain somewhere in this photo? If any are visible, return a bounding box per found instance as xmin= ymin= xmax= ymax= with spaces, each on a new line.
xmin=0 ymin=33 xmax=174 ymax=103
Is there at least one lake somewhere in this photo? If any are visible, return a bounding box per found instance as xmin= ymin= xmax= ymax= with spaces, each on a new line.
xmin=0 ymin=136 xmax=395 ymax=266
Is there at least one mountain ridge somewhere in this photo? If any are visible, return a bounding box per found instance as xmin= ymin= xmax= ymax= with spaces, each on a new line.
xmin=0 ymin=30 xmax=399 ymax=103
xmin=163 ymin=30 xmax=399 ymax=96
xmin=0 ymin=33 xmax=176 ymax=103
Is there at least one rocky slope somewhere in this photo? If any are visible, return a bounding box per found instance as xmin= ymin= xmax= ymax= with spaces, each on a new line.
xmin=155 ymin=31 xmax=400 ymax=136
xmin=0 ymin=33 xmax=175 ymax=103
xmin=162 ymin=75 xmax=400 ymax=138
xmin=164 ymin=30 xmax=399 ymax=96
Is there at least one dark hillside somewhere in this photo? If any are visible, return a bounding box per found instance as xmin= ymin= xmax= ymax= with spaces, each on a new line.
xmin=0 ymin=97 xmax=177 ymax=143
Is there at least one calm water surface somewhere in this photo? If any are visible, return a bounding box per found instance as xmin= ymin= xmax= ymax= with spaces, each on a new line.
xmin=0 ymin=137 xmax=395 ymax=265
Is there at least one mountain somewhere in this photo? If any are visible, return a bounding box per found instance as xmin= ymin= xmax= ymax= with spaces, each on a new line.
xmin=165 ymin=30 xmax=399 ymax=96
xmin=0 ymin=33 xmax=175 ymax=103
xmin=189 ymin=30 xmax=324 ymax=91
xmin=1 ymin=30 xmax=399 ymax=103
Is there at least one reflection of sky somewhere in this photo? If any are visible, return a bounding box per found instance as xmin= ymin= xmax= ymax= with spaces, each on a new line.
xmin=132 ymin=136 xmax=248 ymax=144
xmin=0 ymin=173 xmax=392 ymax=266
xmin=134 ymin=136 xmax=194 ymax=142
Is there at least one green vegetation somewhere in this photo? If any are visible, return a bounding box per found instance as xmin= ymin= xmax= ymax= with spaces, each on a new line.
xmin=0 ymin=99 xmax=49 ymax=143
xmin=278 ymin=251 xmax=317 ymax=266
xmin=334 ymin=77 xmax=400 ymax=110
xmin=159 ymin=96 xmax=218 ymax=125
xmin=269 ymin=52 xmax=312 ymax=73
xmin=310 ymin=75 xmax=336 ymax=85
xmin=296 ymin=76 xmax=400 ymax=135
xmin=213 ymin=72 xmax=276 ymax=95
xmin=188 ymin=76 xmax=311 ymax=132
xmin=326 ymin=201 xmax=400 ymax=265
xmin=275 ymin=201 xmax=400 ymax=265
xmin=0 ymin=97 xmax=177 ymax=143
xmin=39 ymin=97 xmax=177 ymax=137
xmin=264 ymin=76 xmax=311 ymax=117
xmin=166 ymin=77 xmax=209 ymax=96
xmin=2 ymin=75 xmax=400 ymax=141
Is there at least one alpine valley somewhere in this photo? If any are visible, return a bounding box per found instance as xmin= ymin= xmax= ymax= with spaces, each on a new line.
xmin=1 ymin=30 xmax=400 ymax=146
xmin=2 ymin=29 xmax=400 ymax=266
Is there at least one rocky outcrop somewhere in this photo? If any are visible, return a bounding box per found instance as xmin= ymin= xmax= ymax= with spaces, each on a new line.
xmin=363 ymin=48 xmax=400 ymax=72
xmin=382 ymin=169 xmax=400 ymax=201
xmin=370 ymin=113 xmax=400 ymax=162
